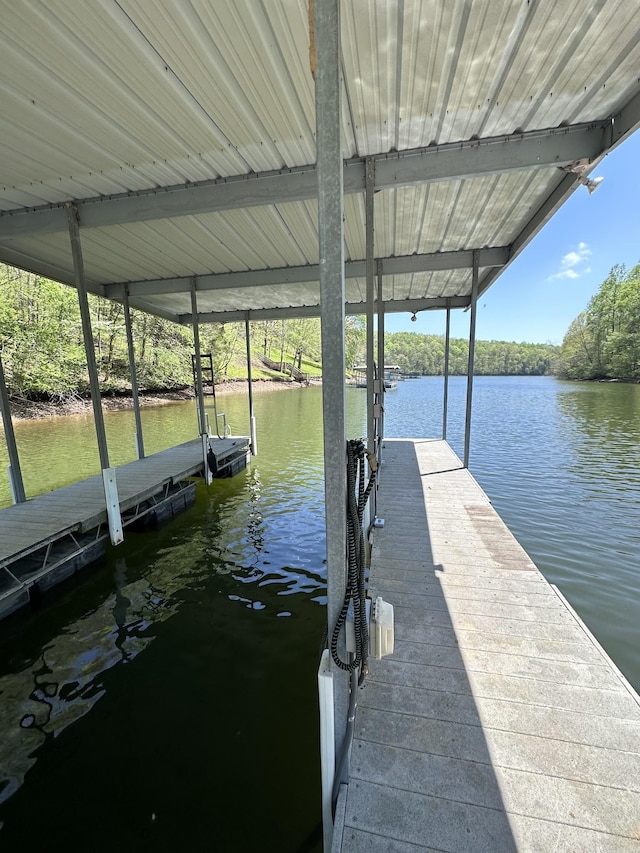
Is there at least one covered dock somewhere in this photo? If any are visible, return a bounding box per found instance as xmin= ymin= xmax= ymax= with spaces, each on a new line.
xmin=1 ymin=1 xmax=640 ymax=850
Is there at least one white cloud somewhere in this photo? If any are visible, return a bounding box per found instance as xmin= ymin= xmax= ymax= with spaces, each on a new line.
xmin=548 ymin=242 xmax=592 ymax=281
xmin=562 ymin=251 xmax=581 ymax=268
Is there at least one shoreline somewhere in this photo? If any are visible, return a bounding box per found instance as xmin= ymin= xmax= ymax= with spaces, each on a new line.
xmin=6 ymin=377 xmax=321 ymax=421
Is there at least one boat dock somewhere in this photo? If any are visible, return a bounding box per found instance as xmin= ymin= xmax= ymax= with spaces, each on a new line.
xmin=0 ymin=436 xmax=248 ymax=619
xmin=333 ymin=439 xmax=640 ymax=852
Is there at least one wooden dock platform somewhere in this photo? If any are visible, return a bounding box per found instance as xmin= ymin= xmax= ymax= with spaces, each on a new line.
xmin=0 ymin=436 xmax=248 ymax=617
xmin=334 ymin=439 xmax=640 ymax=852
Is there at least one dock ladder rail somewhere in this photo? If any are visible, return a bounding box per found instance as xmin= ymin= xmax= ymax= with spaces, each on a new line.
xmin=191 ymin=353 xmax=230 ymax=439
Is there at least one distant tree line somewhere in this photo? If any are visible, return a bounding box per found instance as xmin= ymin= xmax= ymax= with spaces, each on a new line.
xmin=12 ymin=261 xmax=620 ymax=402
xmin=555 ymin=264 xmax=640 ymax=381
xmin=383 ymin=332 xmax=556 ymax=376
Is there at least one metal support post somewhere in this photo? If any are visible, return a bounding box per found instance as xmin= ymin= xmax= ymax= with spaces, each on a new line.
xmin=123 ymin=288 xmax=145 ymax=459
xmin=315 ymin=0 xmax=348 ymax=819
xmin=245 ymin=318 xmax=257 ymax=455
xmin=67 ymin=204 xmax=110 ymax=471
xmin=191 ymin=282 xmax=212 ymax=485
xmin=364 ymin=157 xmax=376 ymax=538
xmin=0 ymin=353 xmax=26 ymax=503
xmin=376 ymin=262 xmax=385 ymax=462
xmin=442 ymin=303 xmax=451 ymax=441
xmin=463 ymin=252 xmax=479 ymax=468
xmin=365 ymin=157 xmax=375 ymax=458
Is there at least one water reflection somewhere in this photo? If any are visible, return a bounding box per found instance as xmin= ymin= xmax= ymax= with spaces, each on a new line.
xmin=556 ymin=381 xmax=640 ymax=489
xmin=0 ymin=388 xmax=331 ymax=850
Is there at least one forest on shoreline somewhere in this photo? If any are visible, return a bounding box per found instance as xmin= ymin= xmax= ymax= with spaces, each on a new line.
xmin=1 ymin=260 xmax=638 ymax=416
xmin=555 ymin=263 xmax=640 ymax=382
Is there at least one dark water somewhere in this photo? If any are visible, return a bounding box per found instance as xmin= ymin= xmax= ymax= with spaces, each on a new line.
xmin=0 ymin=377 xmax=639 ymax=850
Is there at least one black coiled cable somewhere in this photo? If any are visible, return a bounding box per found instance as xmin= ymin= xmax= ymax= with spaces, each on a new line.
xmin=330 ymin=439 xmax=377 ymax=684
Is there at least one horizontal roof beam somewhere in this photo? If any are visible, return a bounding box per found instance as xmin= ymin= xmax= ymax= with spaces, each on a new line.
xmin=478 ymin=88 xmax=640 ymax=298
xmin=0 ymin=246 xmax=181 ymax=323
xmin=0 ymin=245 xmax=106 ymax=298
xmin=179 ymin=296 xmax=470 ymax=325
xmin=0 ymin=123 xmax=613 ymax=239
xmin=105 ymin=246 xmax=509 ymax=299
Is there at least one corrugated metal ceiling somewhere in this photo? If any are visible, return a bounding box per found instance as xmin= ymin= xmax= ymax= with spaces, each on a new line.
xmin=0 ymin=0 xmax=639 ymax=324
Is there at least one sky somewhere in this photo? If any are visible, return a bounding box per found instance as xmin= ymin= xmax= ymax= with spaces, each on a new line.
xmin=384 ymin=130 xmax=640 ymax=345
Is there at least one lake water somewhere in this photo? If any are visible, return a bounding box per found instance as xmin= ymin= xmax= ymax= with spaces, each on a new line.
xmin=0 ymin=376 xmax=638 ymax=851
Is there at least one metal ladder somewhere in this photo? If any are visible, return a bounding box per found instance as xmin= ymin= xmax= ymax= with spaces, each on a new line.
xmin=191 ymin=353 xmax=228 ymax=439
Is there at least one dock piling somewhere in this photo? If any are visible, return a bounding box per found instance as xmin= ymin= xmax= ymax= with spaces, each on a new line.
xmin=463 ymin=250 xmax=479 ymax=468
xmin=123 ymin=286 xmax=145 ymax=460
xmin=66 ymin=203 xmax=110 ymax=472
xmin=315 ymin=0 xmax=349 ymax=825
xmin=245 ymin=318 xmax=257 ymax=456
xmin=0 ymin=354 xmax=26 ymax=504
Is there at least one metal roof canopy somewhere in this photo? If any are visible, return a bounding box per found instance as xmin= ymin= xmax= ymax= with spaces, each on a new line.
xmin=1 ymin=1 xmax=640 ymax=325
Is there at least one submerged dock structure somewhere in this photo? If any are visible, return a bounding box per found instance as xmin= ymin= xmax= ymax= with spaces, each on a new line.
xmin=333 ymin=440 xmax=640 ymax=851
xmin=1 ymin=1 xmax=640 ymax=849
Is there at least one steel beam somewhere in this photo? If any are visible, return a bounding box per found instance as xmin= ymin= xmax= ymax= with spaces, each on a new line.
xmin=190 ymin=283 xmax=207 ymax=439
xmin=442 ymin=304 xmax=451 ymax=441
xmin=123 ymin=297 xmax=181 ymax=324
xmin=477 ymin=89 xmax=640 ymax=301
xmin=315 ymin=0 xmax=349 ymax=774
xmin=365 ymin=157 xmax=376 ymax=458
xmin=188 ymin=295 xmax=469 ymax=325
xmin=478 ymin=173 xmax=579 ymax=298
xmin=463 ymin=252 xmax=479 ymax=469
xmin=612 ymin=87 xmax=640 ymax=149
xmin=376 ymin=262 xmax=385 ymax=462
xmin=123 ymin=288 xmax=145 ymax=460
xmin=0 ymin=244 xmax=179 ymax=326
xmin=0 ymin=123 xmax=617 ymax=240
xmin=0 ymin=353 xmax=26 ymax=504
xmin=104 ymin=246 xmax=509 ymax=300
xmin=245 ymin=318 xmax=257 ymax=455
xmin=67 ymin=204 xmax=110 ymax=471
xmin=0 ymin=246 xmax=107 ymax=297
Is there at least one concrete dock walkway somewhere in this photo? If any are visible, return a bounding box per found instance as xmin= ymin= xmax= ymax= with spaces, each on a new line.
xmin=334 ymin=439 xmax=640 ymax=852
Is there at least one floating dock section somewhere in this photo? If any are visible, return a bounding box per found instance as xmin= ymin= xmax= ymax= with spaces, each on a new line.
xmin=334 ymin=439 xmax=640 ymax=852
xmin=0 ymin=436 xmax=249 ymax=620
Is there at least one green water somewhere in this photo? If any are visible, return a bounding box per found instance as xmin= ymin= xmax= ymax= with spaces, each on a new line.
xmin=0 ymin=377 xmax=639 ymax=851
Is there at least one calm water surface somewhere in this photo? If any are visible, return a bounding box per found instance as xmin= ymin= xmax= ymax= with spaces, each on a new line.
xmin=383 ymin=375 xmax=640 ymax=691
xmin=0 ymin=377 xmax=639 ymax=851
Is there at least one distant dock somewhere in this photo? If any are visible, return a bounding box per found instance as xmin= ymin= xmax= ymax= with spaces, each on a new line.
xmin=333 ymin=439 xmax=640 ymax=851
xmin=0 ymin=437 xmax=248 ymax=620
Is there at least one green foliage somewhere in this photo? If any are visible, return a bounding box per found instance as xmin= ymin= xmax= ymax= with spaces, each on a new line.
xmin=556 ymin=264 xmax=640 ymax=381
xmin=384 ymin=331 xmax=556 ymax=376
xmin=345 ymin=316 xmax=365 ymax=369
xmin=0 ymin=265 xmax=198 ymax=396
xmin=0 ymin=263 xmax=563 ymax=402
xmin=0 ymin=264 xmax=326 ymax=398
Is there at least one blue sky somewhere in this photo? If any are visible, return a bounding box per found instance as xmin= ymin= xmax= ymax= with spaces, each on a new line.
xmin=384 ymin=131 xmax=640 ymax=345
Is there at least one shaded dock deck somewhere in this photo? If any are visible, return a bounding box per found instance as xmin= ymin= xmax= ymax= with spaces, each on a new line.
xmin=334 ymin=439 xmax=640 ymax=852
xmin=0 ymin=437 xmax=248 ymax=616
